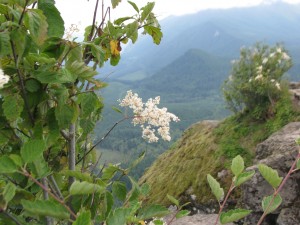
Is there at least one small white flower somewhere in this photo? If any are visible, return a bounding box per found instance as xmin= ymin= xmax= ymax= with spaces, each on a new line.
xmin=276 ymin=47 xmax=282 ymax=53
xmin=270 ymin=79 xmax=275 ymax=83
xmin=262 ymin=57 xmax=268 ymax=64
xmin=0 ymin=68 xmax=10 ymax=89
xmin=275 ymin=82 xmax=281 ymax=90
xmin=120 ymin=90 xmax=179 ymax=143
xmin=255 ymin=74 xmax=263 ymax=81
xmin=281 ymin=52 xmax=290 ymax=60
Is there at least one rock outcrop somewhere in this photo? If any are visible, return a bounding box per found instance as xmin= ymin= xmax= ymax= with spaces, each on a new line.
xmin=241 ymin=122 xmax=300 ymax=225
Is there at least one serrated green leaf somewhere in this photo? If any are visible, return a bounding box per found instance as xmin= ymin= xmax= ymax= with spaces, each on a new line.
xmin=61 ymin=170 xmax=93 ymax=183
xmin=25 ymin=79 xmax=41 ymax=93
xmin=176 ymin=210 xmax=190 ymax=219
xmin=143 ymin=25 xmax=162 ymax=45
xmin=262 ymin=194 xmax=282 ymax=214
xmin=234 ymin=170 xmax=255 ymax=187
xmin=32 ymin=156 xmax=50 ymax=177
xmin=141 ymin=2 xmax=155 ymax=22
xmin=38 ymin=2 xmax=64 ymax=38
xmin=9 ymin=154 xmax=23 ymax=167
xmin=77 ymin=92 xmax=101 ymax=117
xmin=110 ymin=54 xmax=120 ymax=66
xmin=101 ymin=164 xmax=122 ymax=181
xmin=138 ymin=204 xmax=169 ymax=220
xmin=3 ymin=182 xmax=16 ymax=203
xmin=167 ymin=194 xmax=179 ymax=207
xmin=0 ymin=156 xmax=17 ymax=173
xmin=220 ymin=209 xmax=252 ymax=224
xmin=112 ymin=181 xmax=127 ymax=201
xmin=0 ymin=30 xmax=11 ymax=56
xmin=21 ymin=200 xmax=69 ymax=219
xmin=24 ymin=9 xmax=48 ymax=45
xmin=258 ymin=164 xmax=282 ymax=188
xmin=69 ymin=181 xmax=105 ymax=195
xmin=128 ymin=1 xmax=139 ymax=13
xmin=21 ymin=139 xmax=46 ymax=163
xmin=73 ymin=210 xmax=92 ymax=225
xmin=3 ymin=94 xmax=24 ymax=122
xmin=126 ymin=21 xmax=138 ymax=39
xmin=111 ymin=0 xmax=121 ymax=8
xmin=231 ymin=155 xmax=244 ymax=177
xmin=107 ymin=208 xmax=131 ymax=225
xmin=207 ymin=174 xmax=224 ymax=202
xmin=55 ymin=104 xmax=77 ymax=129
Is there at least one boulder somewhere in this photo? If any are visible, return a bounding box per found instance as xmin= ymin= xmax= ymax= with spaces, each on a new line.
xmin=241 ymin=122 xmax=300 ymax=224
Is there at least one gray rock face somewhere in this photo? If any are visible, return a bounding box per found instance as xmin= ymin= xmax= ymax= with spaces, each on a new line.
xmin=241 ymin=122 xmax=300 ymax=225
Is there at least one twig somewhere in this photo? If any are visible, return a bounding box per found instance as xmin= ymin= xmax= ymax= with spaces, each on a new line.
xmin=214 ymin=182 xmax=235 ymax=225
xmin=48 ymin=175 xmax=64 ymax=200
xmin=10 ymin=41 xmax=35 ymax=127
xmin=76 ymin=117 xmax=129 ymax=164
xmin=18 ymin=0 xmax=29 ymax=25
xmin=41 ymin=178 xmax=53 ymax=225
xmin=22 ymin=170 xmax=77 ymax=220
xmin=1 ymin=210 xmax=23 ymax=225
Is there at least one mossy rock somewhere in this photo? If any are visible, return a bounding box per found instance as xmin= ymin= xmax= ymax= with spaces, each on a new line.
xmin=139 ymin=120 xmax=225 ymax=206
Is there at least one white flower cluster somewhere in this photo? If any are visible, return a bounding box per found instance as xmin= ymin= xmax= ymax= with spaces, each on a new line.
xmin=119 ymin=90 xmax=180 ymax=143
xmin=0 ymin=68 xmax=10 ymax=89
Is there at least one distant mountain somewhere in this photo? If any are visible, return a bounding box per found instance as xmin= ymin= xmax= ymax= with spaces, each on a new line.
xmin=99 ymin=2 xmax=300 ymax=81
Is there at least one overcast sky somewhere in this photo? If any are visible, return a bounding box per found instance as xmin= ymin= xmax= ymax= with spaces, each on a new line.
xmin=56 ymin=0 xmax=300 ymax=32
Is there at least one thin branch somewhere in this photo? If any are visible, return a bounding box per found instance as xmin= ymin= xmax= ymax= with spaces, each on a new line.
xmin=60 ymin=130 xmax=70 ymax=141
xmin=41 ymin=178 xmax=53 ymax=225
xmin=48 ymin=175 xmax=64 ymax=200
xmin=22 ymin=170 xmax=77 ymax=220
xmin=10 ymin=41 xmax=35 ymax=127
xmin=18 ymin=0 xmax=29 ymax=25
xmin=89 ymin=0 xmax=100 ymax=41
xmin=1 ymin=211 xmax=23 ymax=225
xmin=76 ymin=117 xmax=128 ymax=165
xmin=68 ymin=123 xmax=76 ymax=186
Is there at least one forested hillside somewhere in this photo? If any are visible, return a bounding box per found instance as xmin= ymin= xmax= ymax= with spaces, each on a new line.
xmin=94 ymin=2 xmax=300 ymax=178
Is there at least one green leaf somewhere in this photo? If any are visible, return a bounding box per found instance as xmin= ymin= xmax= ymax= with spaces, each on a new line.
xmin=3 ymin=94 xmax=24 ymax=122
xmin=77 ymin=92 xmax=101 ymax=117
xmin=176 ymin=210 xmax=190 ymax=219
xmin=66 ymin=61 xmax=97 ymax=81
xmin=258 ymin=164 xmax=282 ymax=188
xmin=0 ymin=30 xmax=11 ymax=56
xmin=207 ymin=174 xmax=224 ymax=202
xmin=138 ymin=204 xmax=169 ymax=220
xmin=21 ymin=139 xmax=46 ymax=163
xmin=262 ymin=194 xmax=282 ymax=214
xmin=55 ymin=104 xmax=77 ymax=129
xmin=21 ymin=200 xmax=69 ymax=219
xmin=220 ymin=209 xmax=252 ymax=224
xmin=231 ymin=155 xmax=244 ymax=177
xmin=126 ymin=21 xmax=138 ymax=39
xmin=101 ymin=164 xmax=122 ymax=181
xmin=107 ymin=208 xmax=131 ymax=225
xmin=141 ymin=2 xmax=155 ymax=22
xmin=143 ymin=26 xmax=162 ymax=45
xmin=61 ymin=170 xmax=93 ymax=183
xmin=69 ymin=181 xmax=105 ymax=195
xmin=128 ymin=1 xmax=139 ymax=13
xmin=112 ymin=181 xmax=127 ymax=201
xmin=111 ymin=0 xmax=121 ymax=8
xmin=0 ymin=156 xmax=17 ymax=173
xmin=110 ymin=54 xmax=121 ymax=66
xmin=73 ymin=210 xmax=92 ymax=225
xmin=167 ymin=194 xmax=179 ymax=207
xmin=3 ymin=182 xmax=16 ymax=203
xmin=32 ymin=156 xmax=50 ymax=177
xmin=128 ymin=151 xmax=146 ymax=171
xmin=34 ymin=69 xmax=77 ymax=84
xmin=25 ymin=79 xmax=41 ymax=93
xmin=234 ymin=170 xmax=255 ymax=187
xmin=38 ymin=2 xmax=65 ymax=38
xmin=24 ymin=9 xmax=48 ymax=45
xmin=9 ymin=154 xmax=23 ymax=167
xmin=114 ymin=16 xmax=132 ymax=25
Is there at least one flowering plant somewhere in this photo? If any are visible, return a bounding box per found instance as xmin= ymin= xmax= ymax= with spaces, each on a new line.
xmin=223 ymin=43 xmax=292 ymax=120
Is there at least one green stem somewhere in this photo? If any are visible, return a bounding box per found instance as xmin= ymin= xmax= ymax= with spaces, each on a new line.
xmin=214 ymin=182 xmax=235 ymax=225
xmin=256 ymin=151 xmax=300 ymax=225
